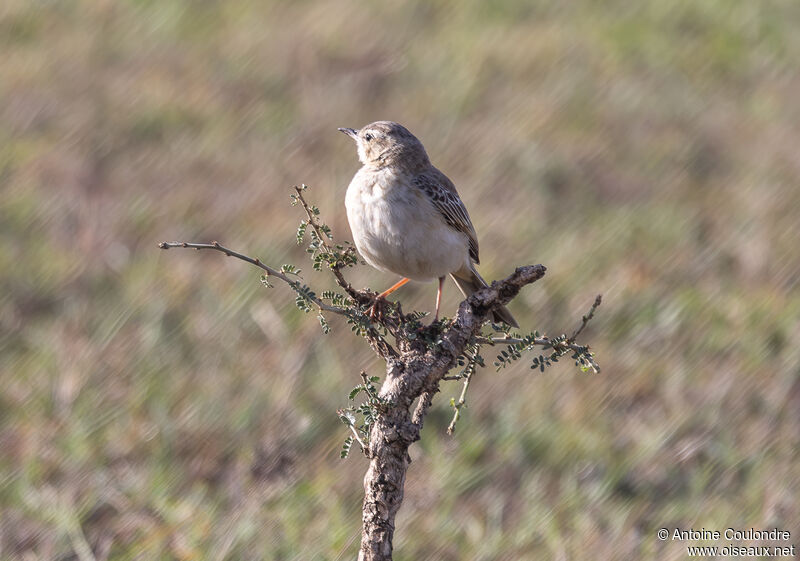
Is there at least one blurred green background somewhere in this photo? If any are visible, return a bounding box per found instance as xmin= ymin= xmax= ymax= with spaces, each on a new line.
xmin=2 ymin=0 xmax=799 ymax=559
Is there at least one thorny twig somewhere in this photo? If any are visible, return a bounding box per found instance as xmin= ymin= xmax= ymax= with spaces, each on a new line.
xmin=474 ymin=295 xmax=602 ymax=374
xmin=571 ymin=294 xmax=602 ymax=342
xmin=159 ymin=240 xmax=398 ymax=357
xmin=347 ymin=424 xmax=368 ymax=454
xmin=444 ymin=296 xmax=601 ymax=434
xmin=158 ymin=241 xmax=348 ymax=315
xmin=447 ymin=366 xmax=474 ymax=435
xmin=292 ymin=185 xmax=364 ymax=303
xmin=476 ymin=334 xmax=600 ymax=374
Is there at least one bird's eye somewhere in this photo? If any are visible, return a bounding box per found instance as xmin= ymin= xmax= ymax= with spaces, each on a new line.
xmin=364 ymin=133 xmax=373 ymax=142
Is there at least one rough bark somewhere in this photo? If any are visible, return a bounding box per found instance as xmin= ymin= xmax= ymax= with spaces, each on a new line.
xmin=358 ymin=265 xmax=546 ymax=561
xmin=358 ymin=361 xmax=417 ymax=560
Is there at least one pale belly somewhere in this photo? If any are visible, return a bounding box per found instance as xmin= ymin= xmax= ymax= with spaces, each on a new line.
xmin=345 ymin=170 xmax=470 ymax=282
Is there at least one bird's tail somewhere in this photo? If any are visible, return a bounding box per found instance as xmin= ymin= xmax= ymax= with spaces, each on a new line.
xmin=450 ymin=266 xmax=519 ymax=328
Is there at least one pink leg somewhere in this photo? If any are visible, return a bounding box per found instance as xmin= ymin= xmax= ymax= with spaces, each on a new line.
xmin=434 ymin=276 xmax=445 ymax=322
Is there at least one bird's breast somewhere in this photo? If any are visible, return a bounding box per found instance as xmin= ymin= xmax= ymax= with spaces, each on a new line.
xmin=344 ymin=168 xmax=470 ymax=281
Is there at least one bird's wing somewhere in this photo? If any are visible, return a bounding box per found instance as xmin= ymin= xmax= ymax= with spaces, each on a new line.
xmin=413 ymin=169 xmax=480 ymax=263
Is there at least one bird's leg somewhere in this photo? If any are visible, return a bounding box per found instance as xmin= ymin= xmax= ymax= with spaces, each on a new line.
xmin=434 ymin=276 xmax=445 ymax=323
xmin=378 ymin=277 xmax=410 ymax=299
xmin=369 ymin=278 xmax=410 ymax=322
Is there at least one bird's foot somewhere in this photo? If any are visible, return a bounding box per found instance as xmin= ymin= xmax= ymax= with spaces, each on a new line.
xmin=367 ymin=295 xmax=389 ymax=323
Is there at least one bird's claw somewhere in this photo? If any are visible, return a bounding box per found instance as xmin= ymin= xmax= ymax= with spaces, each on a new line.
xmin=368 ymin=295 xmax=388 ymax=323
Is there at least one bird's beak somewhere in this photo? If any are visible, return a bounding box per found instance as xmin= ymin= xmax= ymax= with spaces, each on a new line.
xmin=338 ymin=127 xmax=358 ymax=139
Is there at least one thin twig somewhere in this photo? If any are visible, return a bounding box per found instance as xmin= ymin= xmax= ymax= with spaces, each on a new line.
xmin=348 ymin=424 xmax=368 ymax=454
xmin=447 ymin=367 xmax=475 ymax=435
xmin=360 ymin=371 xmax=375 ymax=397
xmin=158 ymin=241 xmax=348 ymax=315
xmin=473 ymin=295 xmax=603 ymax=373
xmin=293 ymin=185 xmax=363 ymax=302
xmin=476 ymin=335 xmax=587 ymax=352
xmin=571 ymin=294 xmax=602 ymax=341
xmin=294 ymin=185 xmax=334 ymax=253
xmin=476 ymin=334 xmax=600 ymax=373
xmin=476 ymin=334 xmax=587 ymax=352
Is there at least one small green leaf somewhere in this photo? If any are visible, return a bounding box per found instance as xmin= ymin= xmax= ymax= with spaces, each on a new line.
xmin=317 ymin=314 xmax=330 ymax=334
xmin=296 ymin=221 xmax=307 ymax=244
xmin=341 ymin=436 xmax=353 ymax=459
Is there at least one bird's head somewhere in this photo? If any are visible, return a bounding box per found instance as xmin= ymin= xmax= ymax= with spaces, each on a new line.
xmin=339 ymin=121 xmax=430 ymax=171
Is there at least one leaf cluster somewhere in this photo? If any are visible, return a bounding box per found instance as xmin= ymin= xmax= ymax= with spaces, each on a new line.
xmin=493 ymin=331 xmax=596 ymax=373
xmin=338 ymin=373 xmax=388 ymax=458
xmin=455 ymin=342 xmax=485 ymax=379
xmin=293 ymin=184 xmax=359 ymax=272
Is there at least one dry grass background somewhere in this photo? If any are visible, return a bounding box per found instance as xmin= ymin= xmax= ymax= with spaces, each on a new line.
xmin=2 ymin=1 xmax=799 ymax=559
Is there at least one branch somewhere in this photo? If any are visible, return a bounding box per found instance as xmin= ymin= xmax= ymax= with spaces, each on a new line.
xmin=158 ymin=241 xmax=348 ymax=315
xmin=571 ymin=294 xmax=602 ymax=341
xmin=411 ymin=390 xmax=434 ymax=427
xmin=446 ymin=367 xmax=474 ymax=435
xmin=347 ymin=424 xmax=369 ymax=455
xmin=435 ymin=274 xmax=600 ymax=439
xmin=476 ymin=294 xmax=602 ymax=373
xmin=292 ymin=185 xmax=365 ymax=304
xmin=403 ymin=265 xmax=549 ymax=431
xmin=469 ymin=265 xmax=548 ymax=315
xmin=430 ymin=265 xmax=548 ymax=366
xmin=359 ymin=266 xmax=549 ymax=560
xmin=477 ymin=335 xmax=599 ymax=371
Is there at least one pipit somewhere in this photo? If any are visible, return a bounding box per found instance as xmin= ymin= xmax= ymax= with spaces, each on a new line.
xmin=339 ymin=121 xmax=519 ymax=328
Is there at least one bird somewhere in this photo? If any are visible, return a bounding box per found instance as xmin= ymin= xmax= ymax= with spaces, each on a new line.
xmin=338 ymin=121 xmax=519 ymax=328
